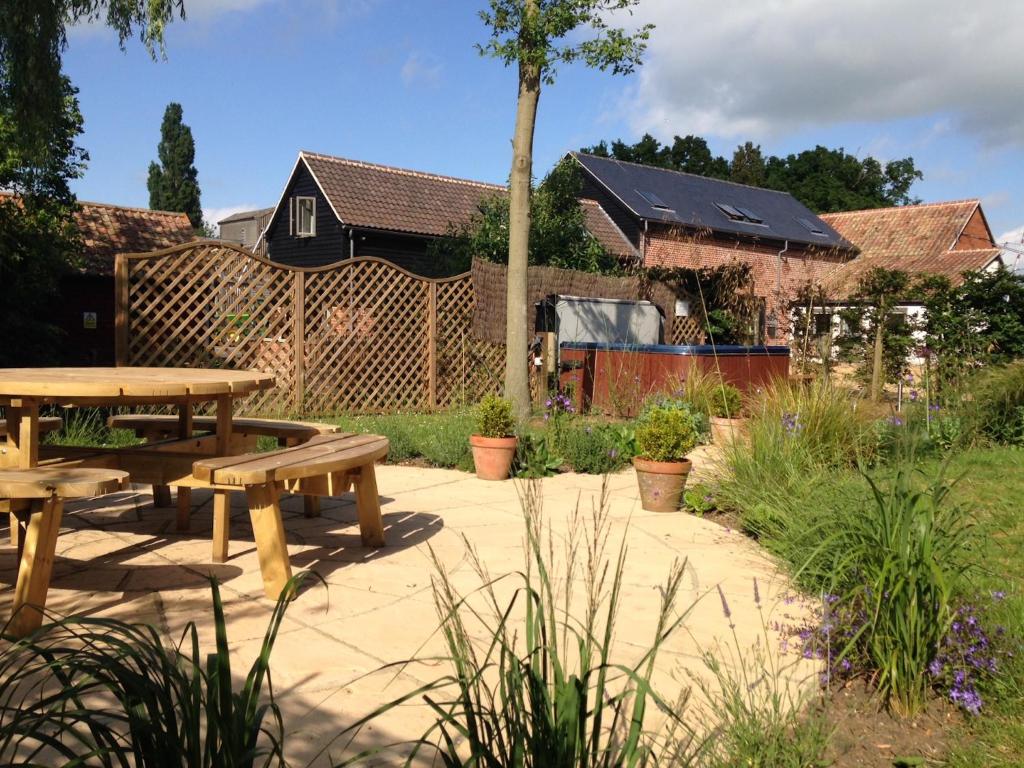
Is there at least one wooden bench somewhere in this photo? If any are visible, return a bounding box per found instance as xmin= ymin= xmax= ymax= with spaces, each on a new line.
xmin=108 ymin=414 xmax=339 ymax=521
xmin=192 ymin=433 xmax=389 ymax=599
xmin=0 ymin=416 xmax=62 ymax=438
xmin=0 ymin=467 xmax=128 ymax=638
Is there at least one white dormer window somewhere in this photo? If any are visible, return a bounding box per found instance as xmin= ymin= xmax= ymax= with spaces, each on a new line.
xmin=295 ymin=196 xmax=316 ymax=237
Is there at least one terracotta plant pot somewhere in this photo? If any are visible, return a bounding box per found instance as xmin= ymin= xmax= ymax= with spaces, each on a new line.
xmin=709 ymin=416 xmax=748 ymax=446
xmin=633 ymin=456 xmax=692 ymax=512
xmin=470 ymin=434 xmax=518 ymax=481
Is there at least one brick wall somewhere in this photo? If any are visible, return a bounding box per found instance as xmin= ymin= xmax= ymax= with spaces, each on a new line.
xmin=644 ymin=229 xmax=850 ymax=338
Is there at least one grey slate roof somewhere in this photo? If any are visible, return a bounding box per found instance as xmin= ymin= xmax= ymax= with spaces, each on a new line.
xmin=570 ymin=152 xmax=855 ymax=252
xmin=218 ymin=207 xmax=274 ymax=225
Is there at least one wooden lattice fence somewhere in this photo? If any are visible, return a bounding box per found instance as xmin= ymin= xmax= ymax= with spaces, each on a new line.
xmin=115 ymin=243 xmax=505 ymax=415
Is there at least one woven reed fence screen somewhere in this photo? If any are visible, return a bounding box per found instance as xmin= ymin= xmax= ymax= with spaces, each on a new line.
xmin=115 ymin=242 xmax=505 ymax=415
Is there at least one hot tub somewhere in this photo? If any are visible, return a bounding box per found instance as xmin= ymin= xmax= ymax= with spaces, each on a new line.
xmin=558 ymin=342 xmax=790 ymax=415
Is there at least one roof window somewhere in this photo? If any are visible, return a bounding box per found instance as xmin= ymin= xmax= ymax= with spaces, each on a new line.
xmin=715 ymin=202 xmax=765 ymax=225
xmin=636 ymin=189 xmax=673 ymax=211
xmin=796 ymin=217 xmax=828 ymax=237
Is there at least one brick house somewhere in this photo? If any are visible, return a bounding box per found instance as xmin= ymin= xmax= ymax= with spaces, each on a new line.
xmin=818 ymin=199 xmax=1003 ymax=298
xmin=568 ymin=152 xmax=857 ymax=339
xmin=53 ymin=199 xmax=195 ymax=364
xmin=810 ymin=200 xmax=1004 ymax=358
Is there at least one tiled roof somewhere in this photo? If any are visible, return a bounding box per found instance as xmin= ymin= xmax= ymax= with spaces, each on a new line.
xmin=571 ymin=152 xmax=855 ymax=252
xmin=820 ymin=200 xmax=1000 ymax=296
xmin=300 ymin=152 xmax=505 ymax=237
xmin=0 ymin=193 xmax=195 ymax=275
xmin=580 ymin=198 xmax=638 ymax=260
xmin=73 ymin=201 xmax=195 ymax=275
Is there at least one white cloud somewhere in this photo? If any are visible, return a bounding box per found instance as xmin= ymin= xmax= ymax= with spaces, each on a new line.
xmin=997 ymin=226 xmax=1024 ymax=273
xmin=400 ymin=52 xmax=443 ymax=88
xmin=626 ymin=0 xmax=1024 ymax=146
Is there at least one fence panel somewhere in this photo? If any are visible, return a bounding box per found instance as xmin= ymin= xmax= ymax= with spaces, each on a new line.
xmin=117 ymin=244 xmax=502 ymax=415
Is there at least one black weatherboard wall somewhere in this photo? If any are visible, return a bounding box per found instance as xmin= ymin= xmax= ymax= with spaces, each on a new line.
xmin=264 ymin=162 xmax=348 ymax=267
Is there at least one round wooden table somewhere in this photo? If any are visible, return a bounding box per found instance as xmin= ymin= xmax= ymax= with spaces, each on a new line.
xmin=0 ymin=367 xmax=275 ymax=469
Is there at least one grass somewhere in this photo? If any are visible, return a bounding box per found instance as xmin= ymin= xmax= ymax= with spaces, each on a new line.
xmin=325 ymin=411 xmax=476 ymax=470
xmin=42 ymin=407 xmax=141 ymax=448
xmin=941 ymin=447 xmax=1024 ymax=766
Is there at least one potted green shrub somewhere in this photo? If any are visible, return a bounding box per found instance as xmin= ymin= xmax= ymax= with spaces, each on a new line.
xmin=707 ymin=382 xmax=746 ymax=446
xmin=470 ymin=394 xmax=518 ymax=480
xmin=632 ymin=405 xmax=698 ymax=512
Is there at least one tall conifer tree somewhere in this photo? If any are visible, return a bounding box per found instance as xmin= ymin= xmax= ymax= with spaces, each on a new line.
xmin=148 ymin=102 xmax=202 ymax=227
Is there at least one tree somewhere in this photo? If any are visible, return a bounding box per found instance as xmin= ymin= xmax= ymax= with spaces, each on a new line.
xmin=836 ymin=268 xmax=914 ymax=401
xmin=478 ymin=0 xmax=652 ymax=418
xmin=432 ymin=158 xmax=616 ymax=275
xmin=581 ymin=133 xmax=730 ymax=178
xmin=581 ymin=134 xmax=922 ymax=213
xmin=148 ymin=102 xmax=202 ymax=227
xmin=1 ymin=0 xmax=181 ymax=363
xmin=729 ymin=141 xmax=766 ymax=187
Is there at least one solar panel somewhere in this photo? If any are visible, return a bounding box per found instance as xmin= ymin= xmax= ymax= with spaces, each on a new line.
xmin=635 ymin=189 xmax=672 ymax=210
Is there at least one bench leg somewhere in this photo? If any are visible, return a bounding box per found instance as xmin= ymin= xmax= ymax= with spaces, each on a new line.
xmin=303 ymin=495 xmax=320 ymax=519
xmin=152 ymin=484 xmax=173 ymax=508
xmin=9 ymin=496 xmax=63 ymax=639
xmin=353 ymin=465 xmax=386 ymax=547
xmin=244 ymin=483 xmax=292 ymax=600
xmin=212 ymin=491 xmax=230 ymax=563
xmin=175 ymin=487 xmax=192 ymax=531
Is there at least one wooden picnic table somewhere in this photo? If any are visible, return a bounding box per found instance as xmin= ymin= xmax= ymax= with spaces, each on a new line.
xmin=0 ymin=367 xmax=275 ymax=470
xmin=0 ymin=367 xmax=275 ymax=635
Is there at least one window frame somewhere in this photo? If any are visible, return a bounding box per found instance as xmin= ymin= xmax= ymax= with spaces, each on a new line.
xmin=294 ymin=196 xmax=316 ymax=237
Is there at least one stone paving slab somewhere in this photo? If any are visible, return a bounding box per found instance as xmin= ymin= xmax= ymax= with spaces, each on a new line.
xmin=0 ymin=452 xmax=816 ymax=766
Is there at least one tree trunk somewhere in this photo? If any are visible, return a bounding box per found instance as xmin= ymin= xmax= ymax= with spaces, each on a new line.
xmin=870 ymin=312 xmax=885 ymax=402
xmin=505 ymin=35 xmax=541 ymax=420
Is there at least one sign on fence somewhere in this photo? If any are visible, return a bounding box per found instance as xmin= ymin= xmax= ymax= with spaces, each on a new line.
xmin=115 ymin=243 xmax=505 ymax=415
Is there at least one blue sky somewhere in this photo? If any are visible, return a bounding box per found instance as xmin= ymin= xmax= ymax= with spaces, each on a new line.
xmin=64 ymin=0 xmax=1024 ymax=268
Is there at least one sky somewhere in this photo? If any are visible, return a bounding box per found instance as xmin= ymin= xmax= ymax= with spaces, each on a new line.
xmin=63 ymin=0 xmax=1024 ymax=270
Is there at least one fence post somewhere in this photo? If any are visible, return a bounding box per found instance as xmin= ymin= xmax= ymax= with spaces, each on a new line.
xmin=427 ymin=281 xmax=437 ymax=410
xmin=292 ymin=271 xmax=305 ymax=413
xmin=114 ymin=253 xmax=129 ymax=366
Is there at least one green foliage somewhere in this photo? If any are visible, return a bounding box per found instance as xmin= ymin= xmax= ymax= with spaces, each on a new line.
xmin=960 ymin=362 xmax=1024 ymax=447
xmin=329 ymin=411 xmax=476 ymax=470
xmin=835 ymin=267 xmax=916 ymax=392
xmin=709 ymin=383 xmax=742 ymax=418
xmin=729 ymin=141 xmax=766 ymax=187
xmin=683 ymin=484 xmax=715 ymax=516
xmin=514 ymin=432 xmax=563 ymax=477
xmin=478 ymin=0 xmax=653 ymax=85
xmin=0 ymin=1 xmax=182 ymax=152
xmin=476 ymin=393 xmax=516 ymax=438
xmin=0 ymin=574 xmax=309 ymax=767
xmin=835 ymin=465 xmax=975 ymax=716
xmin=920 ymin=268 xmax=1024 ymax=390
xmin=0 ymin=73 xmax=85 ymax=364
xmin=635 ymin=405 xmax=698 ymax=462
xmin=582 ymin=135 xmax=922 ymax=212
xmin=430 ymin=158 xmax=617 ymax=274
xmin=148 ymin=102 xmax=202 ymax=228
xmin=554 ymin=421 xmax=632 ymax=474
xmin=582 ymin=133 xmax=730 ymax=179
xmin=42 ymin=408 xmax=141 ymax=448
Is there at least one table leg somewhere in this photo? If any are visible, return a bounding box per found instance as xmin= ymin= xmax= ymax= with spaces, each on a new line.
xmin=9 ymin=496 xmax=63 ymax=638
xmin=244 ymin=482 xmax=292 ymax=600
xmin=353 ymin=464 xmax=386 ymax=547
xmin=5 ymin=404 xmax=39 ymax=549
xmin=212 ymin=491 xmax=231 ymax=563
xmin=175 ymin=399 xmax=194 ymax=531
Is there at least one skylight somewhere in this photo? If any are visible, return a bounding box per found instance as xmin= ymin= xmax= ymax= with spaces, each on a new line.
xmin=715 ymin=202 xmax=765 ymax=225
xmin=796 ymin=217 xmax=828 ymax=237
xmin=636 ymin=189 xmax=673 ymax=210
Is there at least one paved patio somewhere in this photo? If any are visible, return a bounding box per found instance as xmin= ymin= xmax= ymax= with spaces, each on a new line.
xmin=0 ymin=448 xmax=815 ymax=765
